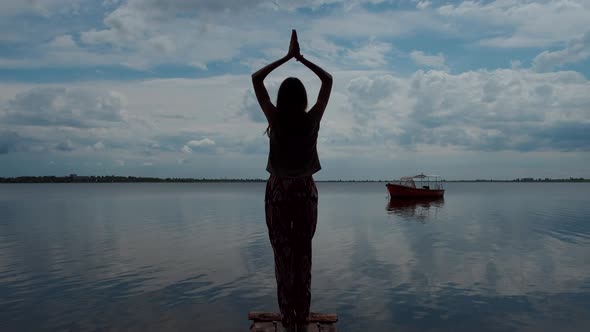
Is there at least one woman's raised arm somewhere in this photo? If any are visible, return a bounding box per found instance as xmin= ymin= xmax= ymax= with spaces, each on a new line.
xmin=251 ymin=30 xmax=300 ymax=121
xmin=296 ymin=53 xmax=332 ymax=121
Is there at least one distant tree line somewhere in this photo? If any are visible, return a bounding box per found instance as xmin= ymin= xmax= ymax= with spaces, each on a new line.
xmin=511 ymin=177 xmax=588 ymax=182
xmin=0 ymin=175 xmax=587 ymax=183
xmin=447 ymin=177 xmax=589 ymax=182
xmin=0 ymin=175 xmax=266 ymax=183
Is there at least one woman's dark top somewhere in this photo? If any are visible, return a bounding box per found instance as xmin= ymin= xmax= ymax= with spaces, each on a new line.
xmin=266 ymin=111 xmax=321 ymax=178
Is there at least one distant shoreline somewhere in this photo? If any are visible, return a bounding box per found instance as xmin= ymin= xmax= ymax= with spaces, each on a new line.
xmin=1 ymin=176 xmax=588 ymax=183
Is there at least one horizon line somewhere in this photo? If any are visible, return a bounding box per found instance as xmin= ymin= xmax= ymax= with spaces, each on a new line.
xmin=1 ymin=175 xmax=588 ymax=183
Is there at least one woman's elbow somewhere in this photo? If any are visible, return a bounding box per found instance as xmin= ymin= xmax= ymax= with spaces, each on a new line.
xmin=324 ymin=74 xmax=333 ymax=85
xmin=252 ymin=71 xmax=264 ymax=83
xmin=324 ymin=75 xmax=333 ymax=88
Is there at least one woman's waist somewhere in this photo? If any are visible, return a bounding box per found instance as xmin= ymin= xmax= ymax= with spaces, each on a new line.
xmin=268 ymin=173 xmax=315 ymax=182
xmin=266 ymin=173 xmax=317 ymax=195
xmin=266 ymin=154 xmax=321 ymax=178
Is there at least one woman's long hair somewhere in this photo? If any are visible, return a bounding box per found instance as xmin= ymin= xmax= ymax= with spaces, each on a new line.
xmin=265 ymin=77 xmax=308 ymax=137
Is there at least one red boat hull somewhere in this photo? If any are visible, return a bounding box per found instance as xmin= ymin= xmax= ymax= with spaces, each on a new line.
xmin=386 ymin=183 xmax=444 ymax=198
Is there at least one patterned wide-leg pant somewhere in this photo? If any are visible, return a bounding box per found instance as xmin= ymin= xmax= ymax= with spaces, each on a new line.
xmin=265 ymin=175 xmax=318 ymax=326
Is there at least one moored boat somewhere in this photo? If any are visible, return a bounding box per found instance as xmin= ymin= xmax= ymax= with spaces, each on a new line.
xmin=386 ymin=174 xmax=444 ymax=198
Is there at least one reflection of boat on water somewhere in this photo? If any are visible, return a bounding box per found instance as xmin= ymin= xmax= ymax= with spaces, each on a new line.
xmin=387 ymin=197 xmax=445 ymax=211
xmin=386 ymin=197 xmax=445 ymax=222
xmin=386 ymin=174 xmax=444 ymax=198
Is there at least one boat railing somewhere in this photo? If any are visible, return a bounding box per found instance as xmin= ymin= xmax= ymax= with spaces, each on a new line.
xmin=394 ymin=175 xmax=445 ymax=190
xmin=396 ymin=176 xmax=444 ymax=190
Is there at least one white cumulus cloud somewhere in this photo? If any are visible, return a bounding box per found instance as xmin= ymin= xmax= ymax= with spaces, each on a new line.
xmin=533 ymin=31 xmax=590 ymax=71
xmin=409 ymin=50 xmax=447 ymax=70
xmin=2 ymin=87 xmax=127 ymax=128
xmin=187 ymin=138 xmax=216 ymax=147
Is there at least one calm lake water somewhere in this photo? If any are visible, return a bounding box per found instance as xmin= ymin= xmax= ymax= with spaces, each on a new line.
xmin=1 ymin=182 xmax=589 ymax=332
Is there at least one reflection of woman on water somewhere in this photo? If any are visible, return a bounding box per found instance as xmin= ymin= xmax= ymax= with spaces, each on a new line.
xmin=252 ymin=30 xmax=332 ymax=330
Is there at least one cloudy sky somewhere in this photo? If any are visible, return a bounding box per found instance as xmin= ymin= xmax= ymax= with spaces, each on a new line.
xmin=0 ymin=0 xmax=589 ymax=180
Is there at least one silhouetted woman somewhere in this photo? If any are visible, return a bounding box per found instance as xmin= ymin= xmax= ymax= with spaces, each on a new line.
xmin=252 ymin=30 xmax=332 ymax=331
